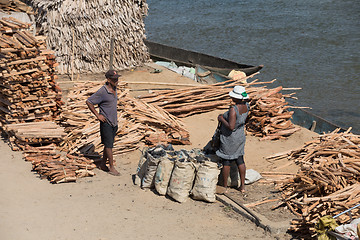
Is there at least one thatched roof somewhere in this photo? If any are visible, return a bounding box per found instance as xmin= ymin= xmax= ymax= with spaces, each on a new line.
xmin=24 ymin=0 xmax=150 ymax=74
xmin=0 ymin=0 xmax=34 ymax=14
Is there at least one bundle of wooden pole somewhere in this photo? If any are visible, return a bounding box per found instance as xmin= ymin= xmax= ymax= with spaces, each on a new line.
xmin=0 ymin=17 xmax=62 ymax=126
xmin=266 ymin=128 xmax=360 ymax=238
xmin=23 ymin=144 xmax=97 ymax=184
xmin=59 ymin=80 xmax=190 ymax=158
xmin=138 ymin=76 xmax=300 ymax=139
xmin=138 ymin=75 xmax=259 ymax=117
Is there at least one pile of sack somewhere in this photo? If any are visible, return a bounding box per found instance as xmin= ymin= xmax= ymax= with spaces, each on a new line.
xmin=134 ymin=145 xmax=222 ymax=203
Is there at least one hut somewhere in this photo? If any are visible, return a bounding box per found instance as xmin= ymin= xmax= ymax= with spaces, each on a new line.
xmin=0 ymin=0 xmax=33 ymax=14
xmin=23 ymin=0 xmax=150 ymax=74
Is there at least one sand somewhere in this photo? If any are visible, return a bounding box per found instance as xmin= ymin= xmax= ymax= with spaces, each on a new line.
xmin=0 ymin=64 xmax=318 ymax=240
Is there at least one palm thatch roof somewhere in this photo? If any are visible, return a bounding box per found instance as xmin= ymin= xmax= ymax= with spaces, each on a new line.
xmin=0 ymin=0 xmax=34 ymax=14
xmin=24 ymin=0 xmax=150 ymax=74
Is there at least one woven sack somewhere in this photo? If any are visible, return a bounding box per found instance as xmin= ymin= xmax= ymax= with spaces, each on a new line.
xmin=167 ymin=161 xmax=196 ymax=203
xmin=191 ymin=161 xmax=220 ymax=202
xmin=154 ymin=158 xmax=175 ymax=195
xmin=142 ymin=152 xmax=167 ymax=189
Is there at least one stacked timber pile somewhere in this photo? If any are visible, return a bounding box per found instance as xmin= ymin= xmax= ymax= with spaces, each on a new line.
xmin=0 ymin=17 xmax=91 ymax=184
xmin=247 ymin=86 xmax=301 ymax=140
xmin=3 ymin=121 xmax=66 ymax=151
xmin=0 ymin=16 xmax=30 ymax=31
xmin=25 ymin=0 xmax=150 ymax=74
xmin=59 ymin=81 xmax=190 ymax=157
xmin=266 ymin=128 xmax=360 ymax=238
xmin=0 ymin=17 xmax=62 ymax=126
xmin=138 ymin=76 xmax=300 ymax=140
xmin=23 ymin=144 xmax=96 ymax=184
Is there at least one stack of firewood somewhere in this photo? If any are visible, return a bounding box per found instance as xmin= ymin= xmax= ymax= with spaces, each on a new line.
xmin=139 ymin=76 xmax=300 ymax=139
xmin=266 ymin=128 xmax=360 ymax=238
xmin=58 ymin=81 xmax=190 ymax=158
xmin=3 ymin=121 xmax=66 ymax=151
xmin=0 ymin=17 xmax=62 ymax=126
xmin=246 ymin=86 xmax=301 ymax=140
xmin=0 ymin=16 xmax=31 ymax=31
xmin=23 ymin=144 xmax=97 ymax=184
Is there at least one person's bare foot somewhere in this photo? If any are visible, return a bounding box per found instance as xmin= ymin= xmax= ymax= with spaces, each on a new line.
xmin=238 ymin=186 xmax=247 ymax=197
xmin=216 ymin=185 xmax=228 ymax=195
xmin=97 ymin=163 xmax=109 ymax=172
xmin=108 ymin=167 xmax=120 ymax=176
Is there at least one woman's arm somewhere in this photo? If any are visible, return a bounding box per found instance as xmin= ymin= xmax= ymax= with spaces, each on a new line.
xmin=218 ymin=107 xmax=237 ymax=131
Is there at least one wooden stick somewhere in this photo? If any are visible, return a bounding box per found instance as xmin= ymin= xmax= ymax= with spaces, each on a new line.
xmin=125 ymin=81 xmax=200 ymax=87
xmin=244 ymin=198 xmax=280 ymax=208
xmin=71 ymin=28 xmax=75 ymax=81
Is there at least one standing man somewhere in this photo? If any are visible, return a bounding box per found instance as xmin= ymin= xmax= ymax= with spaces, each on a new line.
xmin=86 ymin=70 xmax=120 ymax=176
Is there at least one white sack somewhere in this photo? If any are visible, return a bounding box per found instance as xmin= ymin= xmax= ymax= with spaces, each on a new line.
xmin=191 ymin=161 xmax=220 ymax=203
xmin=154 ymin=158 xmax=175 ymax=195
xmin=167 ymin=161 xmax=196 ymax=203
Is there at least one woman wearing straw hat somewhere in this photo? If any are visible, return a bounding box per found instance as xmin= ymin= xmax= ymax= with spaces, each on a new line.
xmin=216 ymin=86 xmax=250 ymax=194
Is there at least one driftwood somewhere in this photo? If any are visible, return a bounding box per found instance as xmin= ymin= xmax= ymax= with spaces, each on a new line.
xmin=264 ymin=128 xmax=360 ymax=238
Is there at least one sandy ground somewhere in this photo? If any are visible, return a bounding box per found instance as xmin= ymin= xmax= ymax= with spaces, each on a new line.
xmin=0 ymin=64 xmax=318 ymax=240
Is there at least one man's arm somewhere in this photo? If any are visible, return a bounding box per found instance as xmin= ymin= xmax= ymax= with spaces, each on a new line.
xmin=86 ymin=100 xmax=106 ymax=122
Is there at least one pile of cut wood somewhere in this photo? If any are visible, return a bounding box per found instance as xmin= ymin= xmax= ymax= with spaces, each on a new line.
xmin=0 ymin=17 xmax=94 ymax=184
xmin=138 ymin=76 xmax=300 ymax=140
xmin=58 ymin=81 xmax=190 ymax=158
xmin=23 ymin=144 xmax=96 ymax=184
xmin=266 ymin=128 xmax=360 ymax=238
xmin=3 ymin=121 xmax=66 ymax=151
xmin=0 ymin=17 xmax=62 ymax=126
xmin=246 ymin=86 xmax=301 ymax=140
xmin=120 ymin=93 xmax=191 ymax=146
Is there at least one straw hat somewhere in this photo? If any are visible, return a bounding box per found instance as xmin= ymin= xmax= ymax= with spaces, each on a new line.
xmin=229 ymin=86 xmax=249 ymax=100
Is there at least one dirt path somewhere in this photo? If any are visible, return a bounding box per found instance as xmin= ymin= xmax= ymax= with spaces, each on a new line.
xmin=0 ymin=64 xmax=318 ymax=240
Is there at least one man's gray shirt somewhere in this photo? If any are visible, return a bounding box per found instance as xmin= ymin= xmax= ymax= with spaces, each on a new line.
xmin=87 ymin=85 xmax=118 ymax=127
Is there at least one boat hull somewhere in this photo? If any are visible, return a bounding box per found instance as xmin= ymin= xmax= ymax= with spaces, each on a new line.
xmin=144 ymin=40 xmax=263 ymax=76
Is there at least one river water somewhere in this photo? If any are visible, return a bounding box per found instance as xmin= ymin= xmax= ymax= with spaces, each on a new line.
xmin=144 ymin=0 xmax=360 ymax=132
